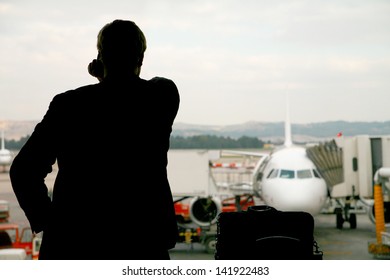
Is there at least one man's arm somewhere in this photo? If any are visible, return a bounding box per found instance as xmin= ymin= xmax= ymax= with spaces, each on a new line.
xmin=9 ymin=98 xmax=59 ymax=233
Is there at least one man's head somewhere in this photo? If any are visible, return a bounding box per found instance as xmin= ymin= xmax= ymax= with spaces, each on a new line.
xmin=97 ymin=19 xmax=147 ymax=76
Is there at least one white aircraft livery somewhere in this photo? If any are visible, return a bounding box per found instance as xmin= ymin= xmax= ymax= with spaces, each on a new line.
xmin=0 ymin=130 xmax=13 ymax=171
xmin=224 ymin=96 xmax=328 ymax=216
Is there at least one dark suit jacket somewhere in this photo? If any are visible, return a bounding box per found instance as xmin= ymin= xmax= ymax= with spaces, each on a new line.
xmin=10 ymin=76 xmax=180 ymax=259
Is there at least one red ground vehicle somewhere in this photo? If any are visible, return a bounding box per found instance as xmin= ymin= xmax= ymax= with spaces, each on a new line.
xmin=174 ymin=201 xmax=191 ymax=223
xmin=221 ymin=194 xmax=255 ymax=212
xmin=0 ymin=200 xmax=40 ymax=260
xmin=0 ymin=223 xmax=40 ymax=259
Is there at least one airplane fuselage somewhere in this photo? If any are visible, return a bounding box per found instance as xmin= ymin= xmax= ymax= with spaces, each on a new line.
xmin=0 ymin=130 xmax=12 ymax=167
xmin=0 ymin=149 xmax=12 ymax=165
xmin=256 ymin=145 xmax=328 ymax=216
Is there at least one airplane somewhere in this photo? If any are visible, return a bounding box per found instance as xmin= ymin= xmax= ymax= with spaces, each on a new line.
xmin=0 ymin=130 xmax=13 ymax=172
xmin=219 ymin=97 xmax=328 ymax=218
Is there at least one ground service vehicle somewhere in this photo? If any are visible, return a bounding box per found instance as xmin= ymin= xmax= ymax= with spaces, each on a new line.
xmin=0 ymin=200 xmax=40 ymax=259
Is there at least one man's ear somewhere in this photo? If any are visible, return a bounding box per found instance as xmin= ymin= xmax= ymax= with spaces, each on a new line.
xmin=88 ymin=58 xmax=104 ymax=81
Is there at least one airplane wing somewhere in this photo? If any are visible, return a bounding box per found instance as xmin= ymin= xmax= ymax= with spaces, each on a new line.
xmin=220 ymin=149 xmax=269 ymax=158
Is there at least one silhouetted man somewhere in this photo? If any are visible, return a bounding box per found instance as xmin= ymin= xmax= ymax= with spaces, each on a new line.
xmin=10 ymin=19 xmax=180 ymax=260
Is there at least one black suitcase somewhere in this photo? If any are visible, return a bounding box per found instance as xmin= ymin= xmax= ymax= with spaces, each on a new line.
xmin=215 ymin=205 xmax=323 ymax=260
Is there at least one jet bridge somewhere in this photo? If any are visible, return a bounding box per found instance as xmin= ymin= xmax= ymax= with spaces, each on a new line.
xmin=306 ymin=135 xmax=390 ymax=228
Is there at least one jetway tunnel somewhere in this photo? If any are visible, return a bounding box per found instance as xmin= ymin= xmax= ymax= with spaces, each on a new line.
xmin=306 ymin=135 xmax=390 ymax=228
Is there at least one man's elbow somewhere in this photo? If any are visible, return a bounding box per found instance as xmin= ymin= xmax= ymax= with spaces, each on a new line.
xmin=9 ymin=155 xmax=24 ymax=186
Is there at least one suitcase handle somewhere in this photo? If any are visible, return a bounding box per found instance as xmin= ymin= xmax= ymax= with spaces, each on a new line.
xmin=248 ymin=205 xmax=275 ymax=212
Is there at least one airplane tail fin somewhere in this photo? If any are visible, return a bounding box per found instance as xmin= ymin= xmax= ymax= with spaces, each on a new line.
xmin=284 ymin=92 xmax=293 ymax=147
xmin=1 ymin=130 xmax=4 ymax=150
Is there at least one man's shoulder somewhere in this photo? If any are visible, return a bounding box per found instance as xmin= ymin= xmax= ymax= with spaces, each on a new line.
xmin=147 ymin=76 xmax=176 ymax=87
xmin=146 ymin=77 xmax=179 ymax=96
xmin=54 ymin=83 xmax=102 ymax=100
xmin=65 ymin=83 xmax=102 ymax=94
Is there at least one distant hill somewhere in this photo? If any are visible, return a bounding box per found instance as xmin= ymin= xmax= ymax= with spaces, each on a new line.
xmin=0 ymin=120 xmax=38 ymax=140
xmin=1 ymin=120 xmax=390 ymax=142
xmin=172 ymin=121 xmax=390 ymax=143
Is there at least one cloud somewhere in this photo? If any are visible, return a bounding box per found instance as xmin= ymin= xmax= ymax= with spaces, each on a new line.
xmin=1 ymin=0 xmax=390 ymax=125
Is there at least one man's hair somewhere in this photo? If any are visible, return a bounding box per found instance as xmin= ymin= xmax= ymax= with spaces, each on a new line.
xmin=97 ymin=19 xmax=147 ymax=70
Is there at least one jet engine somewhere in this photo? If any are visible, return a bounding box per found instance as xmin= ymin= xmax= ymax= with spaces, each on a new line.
xmin=189 ymin=196 xmax=222 ymax=227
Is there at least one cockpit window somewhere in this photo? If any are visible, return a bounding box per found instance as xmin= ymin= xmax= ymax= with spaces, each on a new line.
xmin=268 ymin=169 xmax=321 ymax=179
xmin=279 ymin=169 xmax=295 ymax=179
xmin=313 ymin=169 xmax=321 ymax=178
xmin=297 ymin=169 xmax=312 ymax=179
xmin=267 ymin=169 xmax=279 ymax=179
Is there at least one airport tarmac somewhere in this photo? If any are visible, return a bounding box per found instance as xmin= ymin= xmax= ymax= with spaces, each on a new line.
xmin=169 ymin=212 xmax=381 ymax=260
xmin=0 ymin=170 xmax=386 ymax=260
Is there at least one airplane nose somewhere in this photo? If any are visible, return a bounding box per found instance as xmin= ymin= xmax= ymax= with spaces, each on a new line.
xmin=263 ymin=180 xmax=327 ymax=216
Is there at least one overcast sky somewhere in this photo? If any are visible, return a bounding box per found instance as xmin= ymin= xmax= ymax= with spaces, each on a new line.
xmin=1 ymin=0 xmax=389 ymax=125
